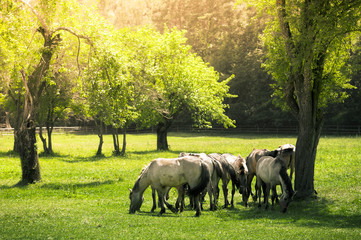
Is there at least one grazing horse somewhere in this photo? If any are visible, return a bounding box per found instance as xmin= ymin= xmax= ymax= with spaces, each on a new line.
xmin=256 ymin=148 xmax=295 ymax=213
xmin=245 ymin=149 xmax=278 ymax=205
xmin=129 ymin=156 xmax=210 ymax=216
xmin=178 ymin=152 xmax=222 ymax=211
xmin=210 ymin=153 xmax=248 ymax=208
xmin=277 ymin=144 xmax=295 ymax=180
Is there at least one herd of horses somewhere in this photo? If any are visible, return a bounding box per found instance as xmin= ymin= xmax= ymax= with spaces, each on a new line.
xmin=129 ymin=144 xmax=296 ymax=216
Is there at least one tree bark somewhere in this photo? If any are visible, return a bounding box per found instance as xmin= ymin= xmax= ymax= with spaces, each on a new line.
xmin=5 ymin=111 xmax=11 ymax=128
xmin=96 ymin=120 xmax=103 ymax=156
xmin=157 ymin=120 xmax=172 ymax=151
xmin=46 ymin=122 xmax=54 ymax=154
xmin=112 ymin=127 xmax=120 ymax=155
xmin=121 ymin=128 xmax=126 ymax=155
xmin=16 ymin=121 xmax=41 ymax=184
xmin=294 ymin=116 xmax=323 ymax=199
xmin=39 ymin=126 xmax=49 ymax=154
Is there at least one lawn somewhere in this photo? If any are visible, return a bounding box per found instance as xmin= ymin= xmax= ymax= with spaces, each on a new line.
xmin=0 ymin=133 xmax=360 ymax=239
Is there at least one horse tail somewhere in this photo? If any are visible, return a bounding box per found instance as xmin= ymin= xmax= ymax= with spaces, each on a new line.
xmin=278 ymin=162 xmax=294 ymax=196
xmin=221 ymin=161 xmax=239 ymax=188
xmin=211 ymin=158 xmax=223 ymax=178
xmin=188 ymin=161 xmax=210 ymax=196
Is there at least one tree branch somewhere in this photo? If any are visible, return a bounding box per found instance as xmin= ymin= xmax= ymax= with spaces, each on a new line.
xmin=17 ymin=0 xmax=49 ymax=33
xmin=276 ymin=0 xmax=295 ymax=60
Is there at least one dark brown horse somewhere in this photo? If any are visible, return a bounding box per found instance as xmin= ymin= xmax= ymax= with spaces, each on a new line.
xmin=209 ymin=153 xmax=248 ymax=208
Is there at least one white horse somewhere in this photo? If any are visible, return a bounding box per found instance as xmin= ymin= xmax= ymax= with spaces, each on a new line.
xmin=256 ymin=148 xmax=295 ymax=212
xmin=129 ymin=156 xmax=210 ymax=216
xmin=178 ymin=152 xmax=222 ymax=211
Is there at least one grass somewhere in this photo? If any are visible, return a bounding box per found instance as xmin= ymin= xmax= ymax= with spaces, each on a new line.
xmin=0 ymin=132 xmax=360 ymax=239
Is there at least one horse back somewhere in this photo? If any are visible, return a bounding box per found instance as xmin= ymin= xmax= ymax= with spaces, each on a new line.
xmin=256 ymin=156 xmax=283 ymax=185
xmin=149 ymin=157 xmax=204 ymax=187
xmin=247 ymin=149 xmax=270 ymax=174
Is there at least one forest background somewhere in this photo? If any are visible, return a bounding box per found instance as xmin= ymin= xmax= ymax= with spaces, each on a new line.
xmin=1 ymin=0 xmax=360 ymax=130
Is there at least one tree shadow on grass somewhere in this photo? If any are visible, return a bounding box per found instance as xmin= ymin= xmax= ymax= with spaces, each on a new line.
xmin=130 ymin=149 xmax=180 ymax=155
xmin=39 ymin=179 xmax=120 ymax=190
xmin=216 ymin=197 xmax=361 ymax=229
xmin=0 ymin=179 xmax=122 ymax=190
xmin=0 ymin=150 xmax=19 ymax=158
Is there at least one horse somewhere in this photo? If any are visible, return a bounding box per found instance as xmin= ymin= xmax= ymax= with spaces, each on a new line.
xmin=256 ymin=148 xmax=295 ymax=213
xmin=129 ymin=156 xmax=210 ymax=216
xmin=178 ymin=152 xmax=222 ymax=211
xmin=245 ymin=148 xmax=278 ymax=205
xmin=277 ymin=144 xmax=295 ymax=180
xmin=209 ymin=153 xmax=248 ymax=208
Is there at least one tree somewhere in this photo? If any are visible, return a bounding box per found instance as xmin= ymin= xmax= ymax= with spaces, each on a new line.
xmin=1 ymin=0 xmax=93 ymax=184
xmin=129 ymin=27 xmax=235 ymax=150
xmin=82 ymin=27 xmax=139 ymax=156
xmin=37 ymin=69 xmax=75 ymax=155
xmin=239 ymin=0 xmax=361 ymax=199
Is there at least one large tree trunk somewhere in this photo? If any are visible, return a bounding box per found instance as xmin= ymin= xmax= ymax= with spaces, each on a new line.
xmin=294 ymin=118 xmax=323 ymax=199
xmin=293 ymin=73 xmax=324 ymax=199
xmin=157 ymin=120 xmax=171 ymax=151
xmin=16 ymin=121 xmax=41 ymax=184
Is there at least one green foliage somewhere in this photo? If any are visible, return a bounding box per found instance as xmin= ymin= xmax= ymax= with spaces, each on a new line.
xmin=82 ymin=27 xmax=138 ymax=129
xmin=0 ymin=133 xmax=361 ymax=239
xmin=239 ymin=0 xmax=361 ymax=112
xmin=127 ymin=27 xmax=236 ymax=129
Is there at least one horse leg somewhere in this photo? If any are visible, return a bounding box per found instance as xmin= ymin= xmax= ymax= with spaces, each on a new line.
xmin=194 ymin=194 xmax=202 ymax=217
xmin=256 ymin=179 xmax=262 ymax=208
xmin=157 ymin=190 xmax=166 ymax=215
xmin=207 ymin=183 xmax=214 ymax=211
xmin=162 ymin=187 xmax=178 ymax=213
xmin=254 ymin=180 xmax=259 ymax=202
xmin=271 ymin=186 xmax=277 ymax=209
xmin=222 ymin=178 xmax=229 ymax=208
xmin=178 ymin=186 xmax=185 ymax=213
xmin=231 ymin=183 xmax=235 ymax=207
xmin=151 ymin=187 xmax=156 ymax=212
xmin=247 ymin=173 xmax=257 ymax=202
xmin=264 ymin=184 xmax=270 ymax=210
xmin=165 ymin=200 xmax=178 ymax=213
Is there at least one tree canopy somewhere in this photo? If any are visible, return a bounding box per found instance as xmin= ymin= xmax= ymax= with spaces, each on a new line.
xmin=238 ymin=0 xmax=361 ymax=199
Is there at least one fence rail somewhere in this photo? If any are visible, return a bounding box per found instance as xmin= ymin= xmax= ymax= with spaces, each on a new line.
xmin=1 ymin=125 xmax=360 ymax=136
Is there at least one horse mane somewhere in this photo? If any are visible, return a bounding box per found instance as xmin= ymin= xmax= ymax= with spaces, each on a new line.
xmin=276 ymin=158 xmax=294 ymax=196
xmin=209 ymin=156 xmax=223 ymax=178
xmin=220 ymin=159 xmax=239 ymax=187
xmin=133 ymin=162 xmax=151 ymax=192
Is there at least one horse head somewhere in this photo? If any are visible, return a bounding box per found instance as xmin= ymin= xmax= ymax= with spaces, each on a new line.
xmin=129 ymin=189 xmax=144 ymax=214
xmin=279 ymin=189 xmax=295 ymax=213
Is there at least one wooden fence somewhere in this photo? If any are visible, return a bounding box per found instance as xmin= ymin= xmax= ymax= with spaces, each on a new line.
xmin=1 ymin=125 xmax=360 ymax=136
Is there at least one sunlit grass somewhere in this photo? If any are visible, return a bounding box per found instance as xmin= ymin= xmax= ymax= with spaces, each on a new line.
xmin=0 ymin=133 xmax=360 ymax=239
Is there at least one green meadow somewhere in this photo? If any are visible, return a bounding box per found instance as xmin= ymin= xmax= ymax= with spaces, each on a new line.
xmin=0 ymin=133 xmax=360 ymax=239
